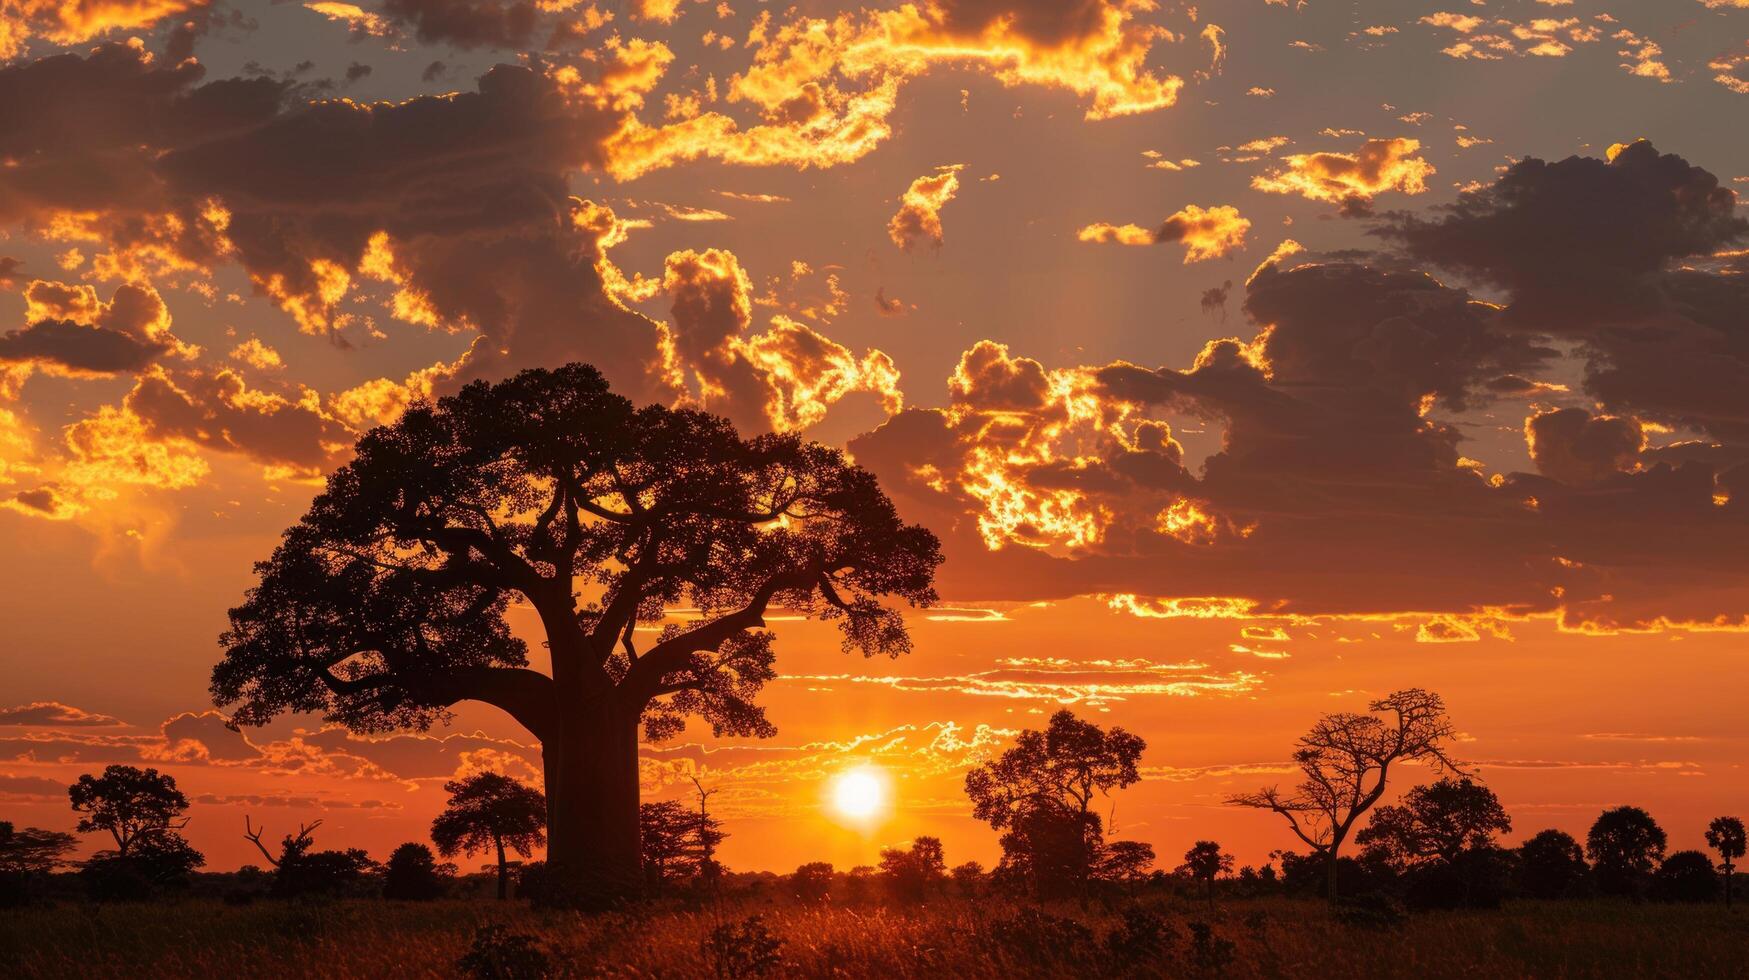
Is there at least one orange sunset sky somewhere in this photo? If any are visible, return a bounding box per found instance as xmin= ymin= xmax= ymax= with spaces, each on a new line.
xmin=3 ymin=0 xmax=1749 ymax=877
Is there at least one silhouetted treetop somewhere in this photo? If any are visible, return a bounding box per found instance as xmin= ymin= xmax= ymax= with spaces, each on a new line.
xmin=214 ymin=363 xmax=942 ymax=742
xmin=68 ymin=765 xmax=191 ymax=857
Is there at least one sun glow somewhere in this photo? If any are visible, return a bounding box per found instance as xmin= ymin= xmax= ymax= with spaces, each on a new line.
xmin=829 ymin=766 xmax=890 ymax=822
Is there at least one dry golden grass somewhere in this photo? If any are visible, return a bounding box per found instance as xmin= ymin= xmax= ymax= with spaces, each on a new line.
xmin=5 ymin=895 xmax=1748 ymax=978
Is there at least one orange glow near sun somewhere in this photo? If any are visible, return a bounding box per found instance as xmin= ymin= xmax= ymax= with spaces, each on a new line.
xmin=828 ymin=765 xmax=891 ymax=823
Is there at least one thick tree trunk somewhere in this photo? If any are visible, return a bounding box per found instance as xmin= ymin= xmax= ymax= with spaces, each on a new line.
xmin=541 ymin=701 xmax=645 ymax=909
xmin=1325 ymin=846 xmax=1339 ymax=903
xmin=495 ymin=835 xmax=508 ymax=900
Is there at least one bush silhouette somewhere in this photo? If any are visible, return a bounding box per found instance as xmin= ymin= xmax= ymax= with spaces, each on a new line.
xmin=878 ymin=836 xmax=947 ymax=902
xmin=702 ymin=915 xmax=784 ymax=978
xmin=1517 ymin=829 xmax=1590 ymax=899
xmin=1654 ymin=851 xmax=1719 ymax=903
xmin=1104 ymin=906 xmax=1177 ymax=970
xmin=457 ymin=925 xmax=553 ymax=979
xmin=382 ymin=843 xmax=449 ymax=900
xmin=789 ymin=861 xmax=833 ymax=904
xmin=80 ymin=831 xmax=205 ymax=902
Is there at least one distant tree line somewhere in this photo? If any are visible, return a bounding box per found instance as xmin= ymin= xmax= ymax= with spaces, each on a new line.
xmin=3 ymin=692 xmax=1743 ymax=915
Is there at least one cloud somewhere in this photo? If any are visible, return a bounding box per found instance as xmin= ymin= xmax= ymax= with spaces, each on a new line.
xmin=888 ymin=165 xmax=964 ymax=252
xmin=1379 ymin=139 xmax=1749 ymax=441
xmin=1526 ymin=408 xmax=1645 ymax=485
xmin=849 ymin=214 xmax=1749 ymax=631
xmin=0 ymin=701 xmax=122 ymax=727
xmin=625 ymin=245 xmax=902 ymax=433
xmin=1077 ymin=205 xmax=1251 ymax=262
xmin=1418 ymin=12 xmax=1604 ymax=60
xmin=0 ymin=772 xmax=67 ymax=798
xmin=0 ymin=0 xmax=208 ymax=59
xmin=601 ymin=0 xmax=1186 ymax=180
xmin=0 ymin=280 xmax=191 ymax=378
xmin=1251 ymin=138 xmax=1434 ymax=208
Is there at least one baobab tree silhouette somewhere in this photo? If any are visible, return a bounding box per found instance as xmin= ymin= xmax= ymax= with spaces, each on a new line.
xmin=211 ymin=364 xmax=941 ymax=906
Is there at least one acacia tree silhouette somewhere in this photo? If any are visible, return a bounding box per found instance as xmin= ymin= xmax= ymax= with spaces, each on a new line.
xmin=431 ymin=773 xmax=547 ymax=900
xmin=211 ymin=364 xmax=941 ymax=905
xmin=964 ymin=710 xmax=1145 ymax=898
xmin=1226 ymin=689 xmax=1461 ymax=902
xmin=67 ymin=765 xmax=190 ymax=857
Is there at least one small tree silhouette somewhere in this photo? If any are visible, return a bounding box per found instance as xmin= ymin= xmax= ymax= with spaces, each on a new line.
xmin=213 ymin=364 xmax=942 ymax=905
xmin=640 ymin=799 xmax=725 ymax=892
xmin=431 ymin=772 xmax=547 ymax=900
xmin=790 ymin=861 xmax=834 ymax=903
xmin=0 ymin=821 xmax=76 ymax=906
xmin=1706 ymin=816 xmax=1745 ymax=910
xmin=68 ymin=765 xmax=204 ymax=900
xmin=1227 ymin=688 xmax=1461 ymax=901
xmin=878 ymin=835 xmax=947 ymax=902
xmin=1516 ymin=828 xmax=1589 ymax=899
xmin=1355 ymin=777 xmax=1510 ymax=869
xmin=68 ymin=765 xmax=190 ymax=857
xmin=1094 ymin=839 xmax=1156 ymax=893
xmin=1586 ymin=806 xmax=1666 ymax=898
xmin=383 ymin=842 xmax=450 ymax=900
xmin=1179 ymin=840 xmax=1233 ymax=906
xmin=965 ymin=710 xmax=1146 ymax=898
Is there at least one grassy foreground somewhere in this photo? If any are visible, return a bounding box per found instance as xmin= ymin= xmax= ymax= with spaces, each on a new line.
xmin=5 ymin=895 xmax=1747 ymax=978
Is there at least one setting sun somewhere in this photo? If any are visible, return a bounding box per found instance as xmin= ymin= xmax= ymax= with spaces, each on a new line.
xmin=830 ymin=767 xmax=890 ymax=822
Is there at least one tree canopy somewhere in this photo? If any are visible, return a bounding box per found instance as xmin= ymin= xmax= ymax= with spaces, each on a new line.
xmin=965 ymin=710 xmax=1145 ymax=897
xmin=1355 ymin=777 xmax=1510 ymax=869
xmin=68 ymin=765 xmax=191 ymax=857
xmin=213 ymin=362 xmax=941 ymax=744
xmin=1587 ymin=805 xmax=1667 ymax=897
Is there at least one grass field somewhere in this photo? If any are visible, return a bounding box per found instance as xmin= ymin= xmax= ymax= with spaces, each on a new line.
xmin=6 ymin=895 xmax=1748 ymax=978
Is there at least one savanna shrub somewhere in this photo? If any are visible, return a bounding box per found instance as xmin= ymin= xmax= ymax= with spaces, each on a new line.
xmin=1105 ymin=906 xmax=1177 ymax=969
xmin=1186 ymin=922 xmax=1237 ymax=975
xmin=1334 ymin=891 xmax=1407 ymax=930
xmin=1654 ymin=851 xmax=1719 ymax=903
xmin=702 ymin=915 xmax=784 ymax=978
xmin=457 ymin=925 xmax=553 ymax=980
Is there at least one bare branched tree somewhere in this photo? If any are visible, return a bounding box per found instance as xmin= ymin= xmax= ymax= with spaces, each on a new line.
xmin=1226 ymin=688 xmax=1463 ymax=901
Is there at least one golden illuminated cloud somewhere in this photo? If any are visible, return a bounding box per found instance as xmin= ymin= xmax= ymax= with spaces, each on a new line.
xmin=1077 ymin=204 xmax=1251 ymax=262
xmin=1418 ymin=12 xmax=1604 ymax=60
xmin=888 ymin=165 xmax=964 ymax=252
xmin=0 ymin=279 xmax=195 ymax=379
xmin=1251 ymin=137 xmax=1434 ymax=205
xmin=304 ymin=1 xmax=392 ymax=36
xmin=622 ymin=245 xmax=902 ymax=433
xmin=0 ymin=0 xmax=204 ymax=58
xmin=602 ymin=0 xmax=1186 ymax=180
